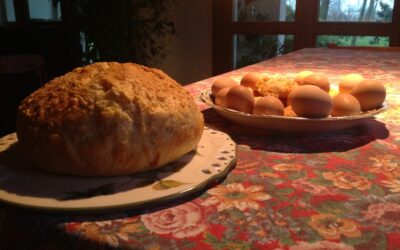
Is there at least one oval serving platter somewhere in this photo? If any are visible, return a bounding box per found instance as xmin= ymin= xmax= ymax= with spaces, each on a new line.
xmin=200 ymin=90 xmax=387 ymax=133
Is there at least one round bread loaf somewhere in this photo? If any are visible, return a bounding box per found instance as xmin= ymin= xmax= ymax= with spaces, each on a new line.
xmin=16 ymin=62 xmax=204 ymax=176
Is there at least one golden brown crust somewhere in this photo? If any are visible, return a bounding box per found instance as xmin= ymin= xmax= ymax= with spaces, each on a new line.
xmin=17 ymin=62 xmax=204 ymax=176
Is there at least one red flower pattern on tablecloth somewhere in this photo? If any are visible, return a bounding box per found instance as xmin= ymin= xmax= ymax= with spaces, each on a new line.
xmin=381 ymin=179 xmax=400 ymax=193
xmin=234 ymin=150 xmax=265 ymax=174
xmin=141 ymin=202 xmax=207 ymax=239
xmin=289 ymin=240 xmax=354 ymax=250
xmin=369 ymin=154 xmax=400 ymax=179
xmin=2 ymin=48 xmax=400 ymax=250
xmin=201 ymin=183 xmax=271 ymax=211
xmin=363 ymin=202 xmax=400 ymax=228
xmin=308 ymin=214 xmax=361 ymax=240
xmin=272 ymin=163 xmax=303 ymax=172
xmin=291 ymin=178 xmax=336 ymax=196
xmin=323 ymin=171 xmax=372 ymax=191
xmin=71 ymin=218 xmax=142 ymax=247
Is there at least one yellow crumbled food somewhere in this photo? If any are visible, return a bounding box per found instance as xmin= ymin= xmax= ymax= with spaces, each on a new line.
xmin=255 ymin=76 xmax=298 ymax=99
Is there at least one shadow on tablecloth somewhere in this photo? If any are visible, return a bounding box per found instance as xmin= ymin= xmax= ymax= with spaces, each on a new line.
xmin=202 ymin=108 xmax=389 ymax=153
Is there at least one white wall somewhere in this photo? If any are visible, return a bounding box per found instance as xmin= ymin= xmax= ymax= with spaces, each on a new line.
xmin=157 ymin=0 xmax=213 ymax=85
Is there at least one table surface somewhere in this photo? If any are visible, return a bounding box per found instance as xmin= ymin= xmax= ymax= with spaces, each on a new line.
xmin=1 ymin=48 xmax=400 ymax=250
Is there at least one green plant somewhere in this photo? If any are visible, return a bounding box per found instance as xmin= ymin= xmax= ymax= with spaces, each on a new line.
xmin=234 ymin=1 xmax=295 ymax=68
xmin=70 ymin=0 xmax=177 ymax=65
xmin=235 ymin=35 xmax=294 ymax=69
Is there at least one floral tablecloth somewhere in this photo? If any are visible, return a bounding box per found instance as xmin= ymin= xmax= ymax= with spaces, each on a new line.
xmin=1 ymin=48 xmax=400 ymax=250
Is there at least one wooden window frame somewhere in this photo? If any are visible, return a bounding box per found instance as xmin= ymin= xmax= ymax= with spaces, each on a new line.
xmin=213 ymin=0 xmax=400 ymax=75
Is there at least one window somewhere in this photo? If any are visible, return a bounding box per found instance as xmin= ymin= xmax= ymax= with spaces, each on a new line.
xmin=213 ymin=0 xmax=400 ymax=75
xmin=316 ymin=35 xmax=390 ymax=47
xmin=316 ymin=0 xmax=397 ymax=47
xmin=0 ymin=0 xmax=16 ymax=24
xmin=319 ymin=0 xmax=394 ymax=22
xmin=0 ymin=0 xmax=63 ymax=26
xmin=233 ymin=0 xmax=296 ymax=22
xmin=28 ymin=0 xmax=62 ymax=21
xmin=230 ymin=0 xmax=296 ymax=69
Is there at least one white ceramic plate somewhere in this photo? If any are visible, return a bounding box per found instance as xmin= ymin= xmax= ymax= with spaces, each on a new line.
xmin=0 ymin=127 xmax=236 ymax=212
xmin=200 ymin=90 xmax=387 ymax=133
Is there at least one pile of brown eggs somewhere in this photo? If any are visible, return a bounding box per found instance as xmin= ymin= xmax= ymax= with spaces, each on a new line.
xmin=211 ymin=71 xmax=386 ymax=118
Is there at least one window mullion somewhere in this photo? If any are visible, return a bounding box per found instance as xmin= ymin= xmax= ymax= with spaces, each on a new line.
xmin=294 ymin=0 xmax=319 ymax=50
xmin=390 ymin=0 xmax=400 ymax=46
xmin=13 ymin=0 xmax=29 ymax=25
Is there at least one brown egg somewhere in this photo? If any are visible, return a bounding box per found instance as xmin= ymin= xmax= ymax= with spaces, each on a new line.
xmin=301 ymin=73 xmax=330 ymax=92
xmin=290 ymin=85 xmax=333 ymax=118
xmin=339 ymin=73 xmax=365 ymax=93
xmin=226 ymin=85 xmax=255 ymax=114
xmin=286 ymin=85 xmax=301 ymax=106
xmin=294 ymin=70 xmax=314 ymax=84
xmin=350 ymin=79 xmax=386 ymax=111
xmin=215 ymin=87 xmax=231 ymax=107
xmin=211 ymin=77 xmax=237 ymax=96
xmin=240 ymin=72 xmax=264 ymax=89
xmin=253 ymin=96 xmax=284 ymax=116
xmin=331 ymin=93 xmax=361 ymax=117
